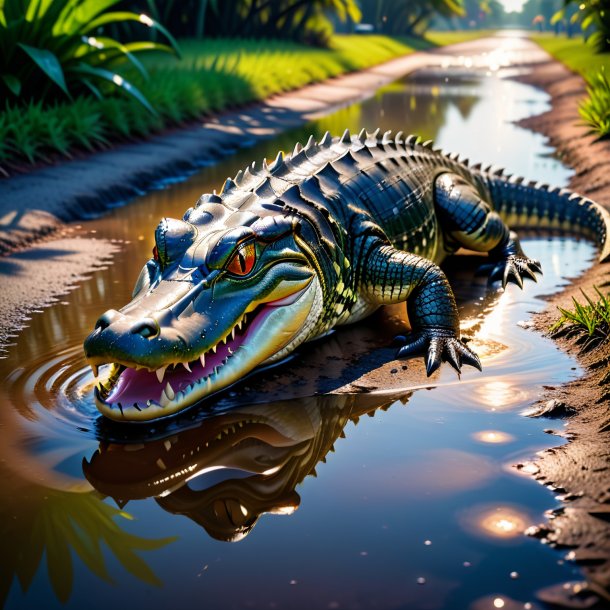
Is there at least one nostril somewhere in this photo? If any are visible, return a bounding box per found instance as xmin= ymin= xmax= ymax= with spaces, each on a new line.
xmin=95 ymin=309 xmax=120 ymax=332
xmin=131 ymin=318 xmax=160 ymax=339
xmin=95 ymin=318 xmax=109 ymax=331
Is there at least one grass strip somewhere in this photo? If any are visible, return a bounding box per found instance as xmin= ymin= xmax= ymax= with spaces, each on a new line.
xmin=550 ymin=287 xmax=610 ymax=351
xmin=530 ymin=34 xmax=610 ymax=138
xmin=0 ymin=31 xmax=490 ymax=174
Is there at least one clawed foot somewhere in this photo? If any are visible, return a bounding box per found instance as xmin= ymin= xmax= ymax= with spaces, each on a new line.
xmin=487 ymin=256 xmax=542 ymax=289
xmin=395 ymin=330 xmax=482 ymax=377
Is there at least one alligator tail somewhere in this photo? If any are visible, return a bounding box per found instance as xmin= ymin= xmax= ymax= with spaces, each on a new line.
xmin=483 ymin=173 xmax=610 ymax=263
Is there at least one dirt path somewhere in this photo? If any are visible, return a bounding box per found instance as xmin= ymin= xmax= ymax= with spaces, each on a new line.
xmin=513 ymin=49 xmax=610 ymax=608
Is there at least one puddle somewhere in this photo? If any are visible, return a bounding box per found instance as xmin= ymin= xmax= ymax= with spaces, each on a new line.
xmin=0 ymin=42 xmax=596 ymax=610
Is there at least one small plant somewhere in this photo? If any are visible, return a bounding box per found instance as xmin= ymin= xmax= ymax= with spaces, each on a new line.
xmin=550 ymin=286 xmax=610 ymax=350
xmin=580 ymin=67 xmax=610 ymax=138
xmin=0 ymin=0 xmax=180 ymax=111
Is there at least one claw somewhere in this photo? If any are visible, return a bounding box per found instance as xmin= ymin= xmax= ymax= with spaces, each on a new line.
xmin=457 ymin=341 xmax=482 ymax=371
xmin=503 ymin=263 xmax=524 ymax=289
xmin=522 ymin=265 xmax=538 ymax=282
xmin=397 ymin=331 xmax=482 ymax=377
xmin=445 ymin=342 xmax=461 ymax=373
xmin=425 ymin=338 xmax=443 ymax=376
xmin=491 ymin=255 xmax=542 ymax=289
xmin=396 ymin=335 xmax=427 ymax=358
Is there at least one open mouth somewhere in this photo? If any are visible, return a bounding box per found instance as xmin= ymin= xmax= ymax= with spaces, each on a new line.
xmin=92 ymin=286 xmax=311 ymax=421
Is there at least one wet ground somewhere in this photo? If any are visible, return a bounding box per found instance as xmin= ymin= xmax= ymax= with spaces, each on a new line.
xmin=0 ymin=37 xmax=600 ymax=609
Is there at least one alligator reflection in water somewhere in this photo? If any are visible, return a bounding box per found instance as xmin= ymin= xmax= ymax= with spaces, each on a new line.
xmin=84 ymin=392 xmax=408 ymax=542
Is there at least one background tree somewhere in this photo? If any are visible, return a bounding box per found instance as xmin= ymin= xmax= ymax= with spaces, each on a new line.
xmin=137 ymin=0 xmax=361 ymax=45
xmin=555 ymin=0 xmax=610 ymax=51
xmin=359 ymin=0 xmax=466 ymax=36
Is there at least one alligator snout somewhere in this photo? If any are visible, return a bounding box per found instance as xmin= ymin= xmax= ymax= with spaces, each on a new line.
xmin=93 ymin=309 xmax=159 ymax=339
xmin=85 ymin=309 xmax=164 ymax=364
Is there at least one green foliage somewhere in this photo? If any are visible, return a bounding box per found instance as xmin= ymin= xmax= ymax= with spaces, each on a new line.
xmin=142 ymin=0 xmax=361 ymax=46
xmin=0 ymin=35 xmax=414 ymax=170
xmin=550 ymin=286 xmax=610 ymax=349
xmin=554 ymin=0 xmax=610 ymax=52
xmin=580 ymin=66 xmax=610 ymax=137
xmin=0 ymin=0 xmax=180 ymax=110
xmin=1 ymin=489 xmax=176 ymax=605
xmin=0 ymin=31 xmax=490 ymax=172
xmin=531 ymin=35 xmax=610 ymax=137
xmin=359 ymin=0 xmax=465 ymax=36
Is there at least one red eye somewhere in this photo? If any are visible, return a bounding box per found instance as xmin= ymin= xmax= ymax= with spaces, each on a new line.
xmin=152 ymin=245 xmax=159 ymax=262
xmin=226 ymin=241 xmax=256 ymax=276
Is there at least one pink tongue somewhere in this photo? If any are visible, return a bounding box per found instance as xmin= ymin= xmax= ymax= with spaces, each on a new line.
xmin=107 ymin=346 xmax=230 ymax=405
xmin=105 ymin=295 xmax=298 ymax=406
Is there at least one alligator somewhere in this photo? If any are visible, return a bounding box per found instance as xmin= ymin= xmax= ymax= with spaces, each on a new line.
xmin=84 ymin=129 xmax=610 ymax=422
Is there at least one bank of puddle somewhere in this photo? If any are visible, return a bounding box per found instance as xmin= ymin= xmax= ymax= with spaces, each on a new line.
xmin=0 ymin=40 xmax=597 ymax=610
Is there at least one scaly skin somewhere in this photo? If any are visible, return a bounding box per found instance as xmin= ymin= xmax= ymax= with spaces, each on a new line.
xmin=84 ymin=129 xmax=610 ymax=422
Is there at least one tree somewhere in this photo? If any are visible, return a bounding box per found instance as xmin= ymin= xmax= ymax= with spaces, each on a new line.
xmin=555 ymin=0 xmax=610 ymax=51
xmin=140 ymin=0 xmax=361 ymax=45
xmin=359 ymin=0 xmax=465 ymax=36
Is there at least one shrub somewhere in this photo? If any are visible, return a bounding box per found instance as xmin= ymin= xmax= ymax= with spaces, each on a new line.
xmin=550 ymin=286 xmax=610 ymax=350
xmin=580 ymin=67 xmax=610 ymax=138
xmin=0 ymin=0 xmax=180 ymax=112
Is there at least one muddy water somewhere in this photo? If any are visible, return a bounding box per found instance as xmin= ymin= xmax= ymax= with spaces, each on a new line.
xmin=0 ymin=45 xmax=598 ymax=609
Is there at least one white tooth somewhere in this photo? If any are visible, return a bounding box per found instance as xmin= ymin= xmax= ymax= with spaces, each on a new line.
xmin=200 ymin=353 xmax=206 ymax=368
xmin=90 ymin=364 xmax=99 ymax=378
xmin=237 ymin=318 xmax=243 ymax=331
xmin=147 ymin=399 xmax=152 ymax=407
xmin=231 ymin=327 xmax=236 ymax=340
xmin=165 ymin=382 xmax=175 ymax=400
xmin=228 ymin=347 xmax=234 ymax=355
xmin=160 ymin=391 xmax=171 ymax=408
xmin=211 ymin=344 xmax=217 ymax=354
xmin=156 ymin=365 xmax=167 ymax=384
xmin=213 ymin=366 xmax=219 ymax=376
xmin=183 ymin=361 xmax=192 ymax=373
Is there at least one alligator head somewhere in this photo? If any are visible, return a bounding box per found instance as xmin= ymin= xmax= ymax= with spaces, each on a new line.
xmin=84 ymin=202 xmax=322 ymax=421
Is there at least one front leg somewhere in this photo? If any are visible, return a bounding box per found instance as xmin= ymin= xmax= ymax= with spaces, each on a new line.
xmin=360 ymin=241 xmax=481 ymax=376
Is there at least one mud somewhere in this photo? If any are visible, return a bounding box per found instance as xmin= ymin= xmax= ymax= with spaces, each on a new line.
xmin=514 ymin=48 xmax=610 ymax=606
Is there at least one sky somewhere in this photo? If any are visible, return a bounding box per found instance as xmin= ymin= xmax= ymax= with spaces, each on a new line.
xmin=497 ymin=0 xmax=527 ymax=12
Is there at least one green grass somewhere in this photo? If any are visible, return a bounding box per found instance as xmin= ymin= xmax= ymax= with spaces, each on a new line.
xmin=425 ymin=30 xmax=497 ymax=47
xmin=550 ymin=287 xmax=610 ymax=350
xmin=530 ymin=34 xmax=610 ymax=137
xmin=0 ymin=31 xmax=492 ymax=173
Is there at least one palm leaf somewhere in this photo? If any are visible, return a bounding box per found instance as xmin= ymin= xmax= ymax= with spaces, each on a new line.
xmin=70 ymin=63 xmax=157 ymax=114
xmin=82 ymin=11 xmax=181 ymax=58
xmin=18 ymin=43 xmax=69 ymax=95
